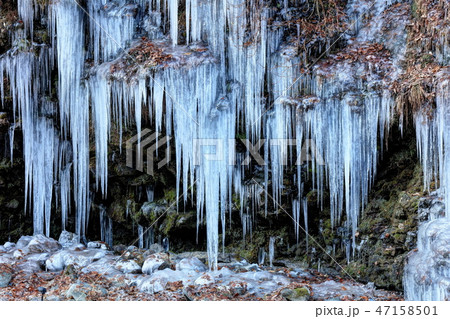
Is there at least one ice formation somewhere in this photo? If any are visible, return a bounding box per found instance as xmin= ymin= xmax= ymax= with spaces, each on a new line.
xmin=0 ymin=0 xmax=448 ymax=297
xmin=404 ymin=71 xmax=450 ymax=300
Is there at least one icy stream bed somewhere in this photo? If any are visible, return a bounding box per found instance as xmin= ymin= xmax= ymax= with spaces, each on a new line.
xmin=0 ymin=232 xmax=400 ymax=301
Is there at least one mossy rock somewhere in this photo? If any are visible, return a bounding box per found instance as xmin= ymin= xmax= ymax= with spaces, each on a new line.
xmin=280 ymin=287 xmax=311 ymax=301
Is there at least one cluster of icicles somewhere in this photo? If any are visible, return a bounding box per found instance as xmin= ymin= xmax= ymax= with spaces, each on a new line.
xmin=0 ymin=0 xmax=403 ymax=266
xmin=0 ymin=0 xmax=448 ymax=295
xmin=404 ymin=71 xmax=450 ymax=300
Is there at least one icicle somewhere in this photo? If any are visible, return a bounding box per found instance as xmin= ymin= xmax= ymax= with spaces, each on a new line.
xmin=89 ymin=68 xmax=111 ymax=196
xmin=302 ymin=198 xmax=308 ymax=252
xmin=436 ymin=73 xmax=450 ymax=215
xmin=88 ymin=0 xmax=137 ymax=63
xmin=100 ymin=206 xmax=113 ymax=247
xmin=269 ymin=236 xmax=275 ymax=267
xmin=60 ymin=164 xmax=71 ymax=230
xmin=404 ymin=71 xmax=450 ymax=301
xmin=265 ymin=45 xmax=300 ymax=206
xmin=30 ymin=117 xmax=58 ymax=237
xmin=168 ymin=0 xmax=178 ymax=46
xmin=52 ymin=0 xmax=90 ymax=239
xmin=162 ymin=237 xmax=169 ymax=252
xmin=138 ymin=224 xmax=144 ymax=248
xmin=17 ymin=0 xmax=34 ymax=37
xmin=292 ymin=199 xmax=300 ymax=244
xmin=257 ymin=248 xmax=264 ymax=266
xmin=146 ymin=185 xmax=154 ymax=202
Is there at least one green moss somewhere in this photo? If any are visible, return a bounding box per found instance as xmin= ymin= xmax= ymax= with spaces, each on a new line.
xmin=110 ymin=201 xmax=126 ymax=222
xmin=162 ymin=212 xmax=177 ymax=235
xmin=163 ymin=188 xmax=176 ymax=203
xmin=294 ymin=287 xmax=310 ymax=297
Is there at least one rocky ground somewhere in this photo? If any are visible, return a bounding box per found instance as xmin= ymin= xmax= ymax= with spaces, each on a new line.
xmin=0 ymin=232 xmax=402 ymax=301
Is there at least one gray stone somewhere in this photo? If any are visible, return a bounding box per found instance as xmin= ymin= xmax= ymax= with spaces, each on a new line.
xmin=27 ymin=253 xmax=51 ymax=267
xmin=176 ymin=257 xmax=207 ymax=272
xmin=280 ymin=287 xmax=311 ymax=301
xmin=142 ymin=253 xmax=170 ymax=275
xmin=138 ymin=277 xmax=166 ymax=294
xmin=0 ymin=256 xmax=14 ymax=265
xmin=0 ymin=267 xmax=13 ymax=287
xmin=87 ymin=241 xmax=109 ymax=250
xmin=115 ymin=260 xmax=141 ymax=274
xmin=81 ymin=256 xmax=122 ymax=277
xmin=66 ymin=282 xmax=107 ymax=301
xmin=27 ymin=235 xmax=60 ymax=254
xmin=194 ymin=273 xmax=215 ymax=286
xmin=16 ymin=260 xmax=41 ymax=274
xmin=15 ymin=236 xmax=33 ymax=249
xmin=46 ymin=249 xmax=110 ymax=271
xmin=58 ymin=231 xmax=80 ymax=249
xmin=3 ymin=242 xmax=15 ymax=250
xmin=148 ymin=243 xmax=164 ymax=254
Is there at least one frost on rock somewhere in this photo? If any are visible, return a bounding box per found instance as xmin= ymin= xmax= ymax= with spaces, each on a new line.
xmin=404 ymin=219 xmax=450 ymax=300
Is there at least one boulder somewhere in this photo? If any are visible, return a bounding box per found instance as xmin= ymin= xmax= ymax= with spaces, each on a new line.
xmin=66 ymin=282 xmax=107 ymax=301
xmin=27 ymin=235 xmax=60 ymax=253
xmin=81 ymin=256 xmax=122 ymax=277
xmin=0 ymin=265 xmax=13 ymax=287
xmin=58 ymin=231 xmax=80 ymax=249
xmin=16 ymin=236 xmax=33 ymax=249
xmin=142 ymin=253 xmax=170 ymax=275
xmin=280 ymin=287 xmax=311 ymax=301
xmin=3 ymin=242 xmax=15 ymax=250
xmin=115 ymin=260 xmax=141 ymax=274
xmin=27 ymin=253 xmax=51 ymax=267
xmin=87 ymin=241 xmax=109 ymax=250
xmin=138 ymin=268 xmax=188 ymax=293
xmin=194 ymin=273 xmax=215 ymax=286
xmin=138 ymin=277 xmax=167 ymax=294
xmin=46 ymin=249 xmax=110 ymax=271
xmin=16 ymin=260 xmax=41 ymax=274
xmin=176 ymin=257 xmax=207 ymax=272
xmin=148 ymin=243 xmax=164 ymax=254
xmin=0 ymin=256 xmax=14 ymax=265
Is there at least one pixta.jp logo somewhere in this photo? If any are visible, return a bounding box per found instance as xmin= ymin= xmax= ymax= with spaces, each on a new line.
xmin=126 ymin=129 xmax=171 ymax=176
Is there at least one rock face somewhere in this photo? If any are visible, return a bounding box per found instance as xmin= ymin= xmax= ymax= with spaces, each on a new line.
xmin=330 ymin=135 xmax=425 ymax=291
